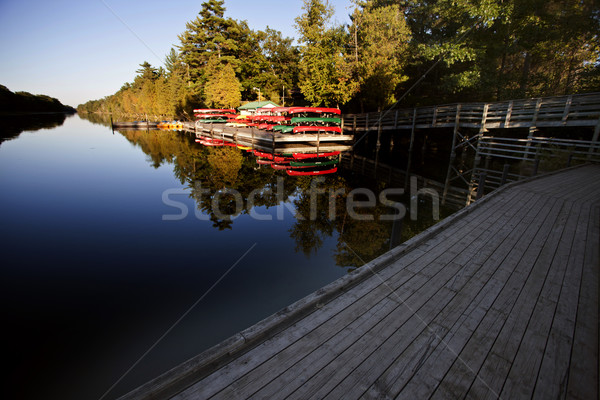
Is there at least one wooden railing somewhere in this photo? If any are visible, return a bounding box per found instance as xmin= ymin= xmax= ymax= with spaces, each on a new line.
xmin=343 ymin=92 xmax=600 ymax=132
xmin=473 ymin=136 xmax=600 ymax=198
xmin=343 ymin=92 xmax=600 ymax=207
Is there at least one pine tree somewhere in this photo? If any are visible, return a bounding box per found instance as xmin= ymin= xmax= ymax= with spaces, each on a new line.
xmin=178 ymin=0 xmax=238 ymax=97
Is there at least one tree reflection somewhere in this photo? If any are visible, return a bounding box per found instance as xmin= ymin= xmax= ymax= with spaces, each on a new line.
xmin=288 ymin=176 xmax=393 ymax=268
xmin=117 ymin=129 xmax=448 ymax=268
xmin=0 ymin=113 xmax=69 ymax=145
xmin=206 ymin=147 xmax=243 ymax=187
xmin=78 ymin=112 xmax=112 ymax=127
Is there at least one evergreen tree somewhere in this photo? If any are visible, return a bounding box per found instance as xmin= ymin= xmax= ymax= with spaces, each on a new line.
xmin=178 ymin=0 xmax=238 ymax=98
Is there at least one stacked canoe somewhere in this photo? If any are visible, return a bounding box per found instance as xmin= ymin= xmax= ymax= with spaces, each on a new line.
xmin=194 ymin=106 xmax=345 ymax=176
xmin=194 ymin=109 xmax=237 ymax=124
xmin=252 ymin=149 xmax=340 ymax=176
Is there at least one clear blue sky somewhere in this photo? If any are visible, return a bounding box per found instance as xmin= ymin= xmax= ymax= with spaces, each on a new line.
xmin=0 ymin=0 xmax=352 ymax=107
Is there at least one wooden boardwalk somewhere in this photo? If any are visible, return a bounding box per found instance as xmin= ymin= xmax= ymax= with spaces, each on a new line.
xmin=344 ymin=92 xmax=600 ymax=132
xmin=123 ymin=165 xmax=599 ymax=400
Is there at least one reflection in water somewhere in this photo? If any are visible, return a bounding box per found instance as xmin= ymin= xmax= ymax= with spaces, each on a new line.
xmin=0 ymin=113 xmax=70 ymax=144
xmin=117 ymin=128 xmax=450 ymax=268
xmin=78 ymin=112 xmax=113 ymax=127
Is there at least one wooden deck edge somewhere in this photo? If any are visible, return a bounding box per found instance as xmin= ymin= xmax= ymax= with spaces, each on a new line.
xmin=117 ymin=165 xmax=588 ymax=400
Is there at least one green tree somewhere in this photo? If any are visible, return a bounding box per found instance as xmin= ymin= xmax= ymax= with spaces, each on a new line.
xmin=295 ymin=0 xmax=358 ymax=107
xmin=485 ymin=0 xmax=600 ymax=98
xmin=402 ymin=0 xmax=599 ymax=104
xmin=349 ymin=0 xmax=411 ymax=111
xmin=178 ymin=0 xmax=238 ymax=97
xmin=204 ymin=57 xmax=242 ymax=108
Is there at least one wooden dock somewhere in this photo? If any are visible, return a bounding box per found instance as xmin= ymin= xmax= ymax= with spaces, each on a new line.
xmin=192 ymin=123 xmax=354 ymax=154
xmin=121 ymin=165 xmax=599 ymax=400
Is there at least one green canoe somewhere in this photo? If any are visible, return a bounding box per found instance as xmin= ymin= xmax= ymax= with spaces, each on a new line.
xmin=290 ymin=117 xmax=341 ymax=125
xmin=289 ymin=159 xmax=340 ymax=167
xmin=273 ymin=125 xmax=295 ymax=133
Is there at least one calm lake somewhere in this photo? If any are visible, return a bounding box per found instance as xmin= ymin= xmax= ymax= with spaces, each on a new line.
xmin=1 ymin=114 xmax=449 ymax=400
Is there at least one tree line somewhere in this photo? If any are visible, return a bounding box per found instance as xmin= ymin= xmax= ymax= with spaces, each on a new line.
xmin=77 ymin=0 xmax=599 ymax=117
xmin=1 ymin=85 xmax=76 ymax=114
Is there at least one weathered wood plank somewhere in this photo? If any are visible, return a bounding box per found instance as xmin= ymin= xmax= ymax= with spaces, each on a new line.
xmin=499 ymin=200 xmax=580 ymax=399
xmin=428 ymin=194 xmax=563 ymax=400
xmin=465 ymin=200 xmax=575 ymax=400
xmin=280 ymin=195 xmax=537 ymax=399
xmin=532 ymin=202 xmax=591 ymax=399
xmin=332 ymin=191 xmax=546 ymax=399
xmin=392 ymin=193 xmax=559 ymax=400
xmin=566 ymin=203 xmax=599 ymax=400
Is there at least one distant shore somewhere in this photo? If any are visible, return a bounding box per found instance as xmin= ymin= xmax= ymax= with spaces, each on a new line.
xmin=1 ymin=84 xmax=76 ymax=114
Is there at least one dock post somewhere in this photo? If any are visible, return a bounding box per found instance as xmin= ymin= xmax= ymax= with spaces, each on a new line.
xmin=405 ymin=109 xmax=417 ymax=191
xmin=588 ymin=117 xmax=600 ymax=160
xmin=476 ymin=172 xmax=487 ymax=200
xmin=442 ymin=105 xmax=462 ymax=205
xmin=500 ymin=164 xmax=510 ymax=186
xmin=389 ymin=216 xmax=403 ymax=250
xmin=525 ymin=98 xmax=542 ymax=159
xmin=533 ymin=159 xmax=540 ymax=176
xmin=375 ymin=118 xmax=382 ymax=177
xmin=365 ymin=114 xmax=370 ymax=146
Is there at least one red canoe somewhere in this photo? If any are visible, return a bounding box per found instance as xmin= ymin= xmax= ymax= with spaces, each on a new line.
xmin=288 ymin=107 xmax=341 ymax=115
xmin=253 ymin=150 xmax=273 ymax=160
xmin=292 ymin=126 xmax=342 ymax=134
xmin=193 ymin=109 xmax=236 ymax=114
xmin=286 ymin=167 xmax=338 ymax=176
xmin=271 ymin=163 xmax=291 ymax=170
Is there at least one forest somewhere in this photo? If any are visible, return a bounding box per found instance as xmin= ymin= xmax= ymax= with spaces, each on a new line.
xmin=77 ymin=0 xmax=600 ymax=118
xmin=1 ymin=85 xmax=76 ymax=114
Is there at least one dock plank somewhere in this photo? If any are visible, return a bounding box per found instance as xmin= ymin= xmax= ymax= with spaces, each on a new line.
xmin=382 ymin=193 xmax=558 ymax=400
xmin=465 ymin=200 xmax=575 ymax=400
xmin=428 ymin=195 xmax=561 ymax=399
xmin=325 ymin=191 xmax=545 ymax=399
xmin=532 ymin=202 xmax=591 ymax=399
xmin=566 ymin=203 xmax=599 ymax=400
xmin=499 ymin=200 xmax=580 ymax=399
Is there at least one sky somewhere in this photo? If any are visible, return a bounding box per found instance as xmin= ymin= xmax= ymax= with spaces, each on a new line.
xmin=0 ymin=0 xmax=353 ymax=107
